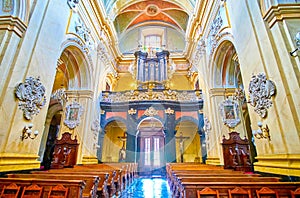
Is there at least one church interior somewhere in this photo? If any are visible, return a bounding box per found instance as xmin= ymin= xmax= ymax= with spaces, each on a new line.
xmin=0 ymin=0 xmax=300 ymax=197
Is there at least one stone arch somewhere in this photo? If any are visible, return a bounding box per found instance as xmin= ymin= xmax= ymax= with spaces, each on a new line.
xmin=102 ymin=116 xmax=128 ymax=131
xmin=211 ymin=39 xmax=240 ymax=88
xmin=38 ymin=103 xmax=62 ymax=170
xmin=175 ymin=116 xmax=198 ymax=127
xmin=174 ymin=119 xmax=201 ymax=162
xmin=136 ymin=117 xmax=165 ymax=135
xmin=102 ymin=119 xmax=127 ymax=162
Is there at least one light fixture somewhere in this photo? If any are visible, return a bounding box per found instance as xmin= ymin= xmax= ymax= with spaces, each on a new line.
xmin=290 ymin=31 xmax=300 ymax=57
xmin=252 ymin=121 xmax=270 ymax=140
xmin=21 ymin=123 xmax=38 ymax=141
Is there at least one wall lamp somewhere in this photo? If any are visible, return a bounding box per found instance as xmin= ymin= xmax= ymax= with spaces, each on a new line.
xmin=252 ymin=121 xmax=270 ymax=141
xmin=21 ymin=123 xmax=38 ymax=141
xmin=290 ymin=31 xmax=300 ymax=57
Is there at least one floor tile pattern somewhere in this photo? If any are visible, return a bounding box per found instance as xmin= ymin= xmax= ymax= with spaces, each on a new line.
xmin=120 ymin=177 xmax=172 ymax=198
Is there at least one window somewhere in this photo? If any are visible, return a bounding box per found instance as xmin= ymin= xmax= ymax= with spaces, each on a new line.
xmin=153 ymin=138 xmax=160 ymax=166
xmin=144 ymin=35 xmax=161 ymax=48
xmin=145 ymin=138 xmax=151 ymax=165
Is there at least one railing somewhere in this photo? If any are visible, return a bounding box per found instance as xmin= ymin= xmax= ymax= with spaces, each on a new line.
xmin=100 ymin=89 xmax=202 ymax=103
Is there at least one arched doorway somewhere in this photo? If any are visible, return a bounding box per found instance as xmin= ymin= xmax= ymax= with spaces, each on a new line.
xmin=137 ymin=117 xmax=165 ymax=176
xmin=102 ymin=120 xmax=127 ymax=162
xmin=175 ymin=120 xmax=200 ymax=163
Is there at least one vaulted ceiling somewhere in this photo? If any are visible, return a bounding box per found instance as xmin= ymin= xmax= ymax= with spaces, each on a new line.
xmin=102 ymin=0 xmax=197 ymax=51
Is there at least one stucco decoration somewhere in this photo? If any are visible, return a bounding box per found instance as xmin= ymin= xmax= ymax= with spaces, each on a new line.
xmin=64 ymin=102 xmax=84 ymax=129
xmin=50 ymin=88 xmax=67 ymax=107
xmin=219 ymin=99 xmax=240 ymax=128
xmin=91 ymin=119 xmax=101 ymax=132
xmin=248 ymin=73 xmax=276 ymax=118
xmin=144 ymin=107 xmax=158 ymax=117
xmin=2 ymin=0 xmax=13 ymax=12
xmin=101 ymin=89 xmax=202 ymax=103
xmin=67 ymin=0 xmax=80 ymax=9
xmin=15 ymin=76 xmax=46 ymax=120
xmin=75 ymin=17 xmax=94 ymax=50
xmin=203 ymin=117 xmax=211 ymax=141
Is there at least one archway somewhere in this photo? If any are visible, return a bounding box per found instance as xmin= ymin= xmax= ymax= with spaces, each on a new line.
xmin=137 ymin=117 xmax=165 ymax=176
xmin=102 ymin=120 xmax=127 ymax=162
xmin=39 ymin=44 xmax=91 ymax=169
xmin=212 ymin=40 xmax=257 ymax=166
xmin=175 ymin=120 xmax=200 ymax=163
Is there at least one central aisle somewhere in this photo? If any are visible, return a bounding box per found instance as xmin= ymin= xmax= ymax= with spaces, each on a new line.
xmin=121 ymin=177 xmax=172 ymax=198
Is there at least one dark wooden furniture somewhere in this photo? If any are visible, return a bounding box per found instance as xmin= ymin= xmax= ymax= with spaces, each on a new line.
xmin=21 ymin=184 xmax=43 ymax=198
xmin=51 ymin=132 xmax=79 ymax=169
xmin=291 ymin=187 xmax=300 ymax=198
xmin=0 ymin=183 xmax=21 ymax=198
xmin=256 ymin=187 xmax=279 ymax=198
xmin=48 ymin=185 xmax=68 ymax=198
xmin=222 ymin=132 xmax=252 ymax=172
xmin=228 ymin=187 xmax=251 ymax=198
xmin=197 ymin=187 xmax=219 ymax=198
xmin=0 ymin=178 xmax=84 ymax=198
xmin=7 ymin=174 xmax=99 ymax=198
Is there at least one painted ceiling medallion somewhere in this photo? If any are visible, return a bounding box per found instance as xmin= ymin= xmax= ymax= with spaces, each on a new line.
xmin=146 ymin=4 xmax=159 ymax=16
xmin=15 ymin=76 xmax=46 ymax=120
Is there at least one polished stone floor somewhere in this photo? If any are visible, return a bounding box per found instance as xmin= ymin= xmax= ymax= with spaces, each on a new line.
xmin=120 ymin=177 xmax=172 ymax=198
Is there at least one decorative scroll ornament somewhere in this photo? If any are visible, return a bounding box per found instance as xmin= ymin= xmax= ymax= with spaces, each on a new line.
xmin=64 ymin=102 xmax=84 ymax=129
xmin=248 ymin=73 xmax=276 ymax=118
xmin=91 ymin=119 xmax=100 ymax=132
xmin=165 ymin=107 xmax=174 ymax=115
xmin=219 ymin=99 xmax=240 ymax=128
xmin=203 ymin=117 xmax=211 ymax=141
xmin=67 ymin=0 xmax=80 ymax=9
xmin=144 ymin=107 xmax=158 ymax=117
xmin=75 ymin=18 xmax=94 ymax=51
xmin=50 ymin=88 xmax=67 ymax=107
xmin=101 ymin=89 xmax=202 ymax=103
xmin=15 ymin=76 xmax=46 ymax=120
xmin=128 ymin=108 xmax=137 ymax=115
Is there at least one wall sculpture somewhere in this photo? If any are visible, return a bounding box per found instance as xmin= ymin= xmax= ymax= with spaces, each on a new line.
xmin=248 ymin=73 xmax=276 ymax=118
xmin=15 ymin=76 xmax=46 ymax=120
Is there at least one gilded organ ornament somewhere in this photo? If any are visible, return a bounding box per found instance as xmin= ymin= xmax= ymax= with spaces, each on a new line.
xmin=248 ymin=73 xmax=276 ymax=118
xmin=15 ymin=76 xmax=46 ymax=120
xmin=144 ymin=107 xmax=158 ymax=117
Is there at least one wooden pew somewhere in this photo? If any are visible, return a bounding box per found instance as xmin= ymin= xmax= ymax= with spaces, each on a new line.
xmin=6 ymin=174 xmax=99 ymax=198
xmin=0 ymin=178 xmax=85 ymax=198
xmin=177 ymin=181 xmax=300 ymax=198
xmin=167 ymin=169 xmax=253 ymax=187
xmin=173 ymin=176 xmax=281 ymax=196
xmin=169 ymin=173 xmax=261 ymax=193
xmin=31 ymin=170 xmax=110 ymax=198
xmin=74 ymin=165 xmax=124 ymax=194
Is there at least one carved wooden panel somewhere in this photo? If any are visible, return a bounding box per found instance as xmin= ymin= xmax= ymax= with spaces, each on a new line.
xmin=51 ymin=132 xmax=79 ymax=169
xmin=222 ymin=132 xmax=252 ymax=172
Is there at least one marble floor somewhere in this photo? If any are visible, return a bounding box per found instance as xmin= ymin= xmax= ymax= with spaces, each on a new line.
xmin=120 ymin=177 xmax=172 ymax=198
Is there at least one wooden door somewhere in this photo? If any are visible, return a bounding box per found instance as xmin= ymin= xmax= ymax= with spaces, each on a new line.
xmin=138 ymin=130 xmax=165 ymax=175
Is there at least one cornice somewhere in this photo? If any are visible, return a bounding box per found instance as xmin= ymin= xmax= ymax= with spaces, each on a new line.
xmin=0 ymin=16 xmax=27 ymax=37
xmin=263 ymin=4 xmax=300 ymax=28
xmin=209 ymin=87 xmax=236 ymax=97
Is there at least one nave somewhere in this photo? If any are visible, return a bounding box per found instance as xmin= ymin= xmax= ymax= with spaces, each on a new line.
xmin=1 ymin=162 xmax=300 ymax=198
xmin=120 ymin=177 xmax=172 ymax=198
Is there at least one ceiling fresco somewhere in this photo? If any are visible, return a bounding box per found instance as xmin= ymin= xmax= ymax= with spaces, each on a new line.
xmin=110 ymin=0 xmax=190 ymax=36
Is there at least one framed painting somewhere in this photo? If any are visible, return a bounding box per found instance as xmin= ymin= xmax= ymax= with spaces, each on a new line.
xmin=64 ymin=102 xmax=84 ymax=129
xmin=219 ymin=99 xmax=240 ymax=128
